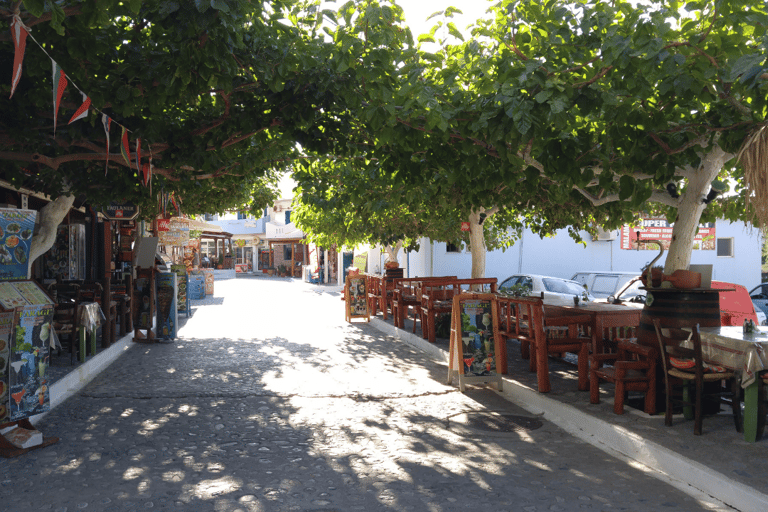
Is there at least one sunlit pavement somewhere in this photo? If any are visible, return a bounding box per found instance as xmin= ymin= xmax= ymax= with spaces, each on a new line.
xmin=1 ymin=277 xmax=732 ymax=511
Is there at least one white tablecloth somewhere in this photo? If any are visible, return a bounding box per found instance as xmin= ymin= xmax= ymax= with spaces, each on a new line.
xmin=691 ymin=326 xmax=768 ymax=387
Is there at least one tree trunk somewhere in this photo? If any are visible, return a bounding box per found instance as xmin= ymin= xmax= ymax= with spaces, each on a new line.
xmin=468 ymin=210 xmax=486 ymax=279
xmin=664 ymin=147 xmax=732 ymax=274
xmin=29 ymin=194 xmax=75 ymax=275
xmin=384 ymin=241 xmax=402 ymax=263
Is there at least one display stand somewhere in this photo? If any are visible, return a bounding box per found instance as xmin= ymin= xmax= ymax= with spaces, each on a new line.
xmin=156 ymin=272 xmax=178 ymax=340
xmin=188 ymin=272 xmax=205 ymax=300
xmin=447 ymin=293 xmax=503 ymax=392
xmin=344 ymin=273 xmax=370 ymax=322
xmin=170 ymin=264 xmax=190 ymax=317
xmin=0 ymin=208 xmax=59 ymax=456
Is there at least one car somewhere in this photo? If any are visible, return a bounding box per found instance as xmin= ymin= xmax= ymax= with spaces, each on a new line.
xmin=608 ymin=279 xmax=766 ymax=326
xmin=498 ymin=274 xmax=595 ymax=305
xmin=748 ymin=284 xmax=768 ymax=324
xmin=570 ymin=271 xmax=640 ymax=300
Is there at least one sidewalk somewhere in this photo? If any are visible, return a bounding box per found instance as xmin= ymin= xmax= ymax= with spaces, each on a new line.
xmin=374 ymin=308 xmax=768 ymax=512
xmin=22 ymin=277 xmax=767 ymax=511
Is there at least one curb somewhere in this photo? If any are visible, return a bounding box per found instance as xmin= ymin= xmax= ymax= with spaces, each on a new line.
xmin=371 ymin=317 xmax=768 ymax=512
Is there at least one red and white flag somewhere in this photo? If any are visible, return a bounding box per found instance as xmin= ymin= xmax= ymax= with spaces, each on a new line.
xmin=102 ymin=114 xmax=112 ymax=174
xmin=68 ymin=93 xmax=90 ymax=124
xmin=52 ymin=60 xmax=68 ymax=134
xmin=120 ymin=127 xmax=131 ymax=167
xmin=10 ymin=15 xmax=28 ymax=98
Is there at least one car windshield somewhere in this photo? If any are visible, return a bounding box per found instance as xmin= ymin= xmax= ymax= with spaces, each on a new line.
xmin=499 ymin=275 xmax=532 ymax=295
xmin=542 ymin=278 xmax=584 ymax=296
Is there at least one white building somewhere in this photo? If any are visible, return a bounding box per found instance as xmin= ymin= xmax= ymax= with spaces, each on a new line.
xmin=363 ymin=219 xmax=762 ymax=290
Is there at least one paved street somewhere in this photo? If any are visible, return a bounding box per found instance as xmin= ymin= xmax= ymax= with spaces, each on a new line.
xmin=1 ymin=277 xmax=729 ymax=511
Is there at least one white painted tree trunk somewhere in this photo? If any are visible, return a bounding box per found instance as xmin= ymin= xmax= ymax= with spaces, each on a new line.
xmin=28 ymin=194 xmax=75 ymax=275
xmin=664 ymin=147 xmax=731 ymax=274
xmin=384 ymin=241 xmax=402 ymax=263
xmin=468 ymin=210 xmax=486 ymax=279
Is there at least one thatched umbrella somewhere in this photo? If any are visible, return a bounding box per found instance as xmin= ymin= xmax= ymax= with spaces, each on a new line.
xmin=738 ymin=123 xmax=768 ymax=227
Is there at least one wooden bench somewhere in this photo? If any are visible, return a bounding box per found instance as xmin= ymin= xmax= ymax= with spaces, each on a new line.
xmin=392 ymin=276 xmax=457 ymax=332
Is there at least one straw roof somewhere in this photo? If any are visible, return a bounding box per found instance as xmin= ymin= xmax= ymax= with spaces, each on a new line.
xmin=738 ymin=124 xmax=768 ymax=228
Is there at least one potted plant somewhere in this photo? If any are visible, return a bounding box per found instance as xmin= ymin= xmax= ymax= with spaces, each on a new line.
xmin=217 ymin=254 xmax=224 ymax=269
xmin=277 ymin=264 xmax=287 ymax=277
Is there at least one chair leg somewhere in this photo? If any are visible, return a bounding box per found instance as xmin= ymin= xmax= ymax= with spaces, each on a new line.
xmin=644 ymin=379 xmax=656 ymax=415
xmin=520 ymin=335 xmax=530 ymax=359
xmin=694 ymin=380 xmax=703 ymax=436
xmin=589 ymin=368 xmax=600 ymax=404
xmin=577 ymin=344 xmax=589 ymax=391
xmin=614 ymin=380 xmax=625 ymax=415
xmin=664 ymin=377 xmax=674 ymax=427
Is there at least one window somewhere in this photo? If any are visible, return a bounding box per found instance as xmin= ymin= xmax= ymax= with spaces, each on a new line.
xmin=237 ymin=211 xmax=246 ymax=220
xmin=716 ymin=238 xmax=734 ymax=257
xmin=284 ymin=245 xmax=292 ymax=260
xmin=285 ymin=211 xmax=291 ymax=224
xmin=446 ymin=243 xmax=461 ymax=253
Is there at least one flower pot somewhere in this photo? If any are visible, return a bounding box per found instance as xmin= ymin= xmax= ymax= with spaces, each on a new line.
xmin=384 ymin=261 xmax=399 ymax=270
xmin=663 ymin=270 xmax=702 ymax=289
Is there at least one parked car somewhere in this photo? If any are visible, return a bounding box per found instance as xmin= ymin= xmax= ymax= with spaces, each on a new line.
xmin=748 ymin=284 xmax=768 ymax=324
xmin=607 ymin=278 xmax=766 ymax=325
xmin=498 ymin=274 xmax=595 ymax=305
xmin=570 ymin=271 xmax=640 ymax=300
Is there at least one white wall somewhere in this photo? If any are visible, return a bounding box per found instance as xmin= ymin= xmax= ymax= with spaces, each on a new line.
xmin=399 ymin=220 xmax=762 ymax=289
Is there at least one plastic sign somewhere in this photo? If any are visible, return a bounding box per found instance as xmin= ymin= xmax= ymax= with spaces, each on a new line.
xmin=103 ymin=202 xmax=139 ymax=221
xmin=461 ymin=222 xmax=470 ymax=231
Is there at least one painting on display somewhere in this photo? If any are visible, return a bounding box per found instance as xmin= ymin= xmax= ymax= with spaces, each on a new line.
xmin=8 ymin=304 xmax=53 ymax=421
xmin=134 ymin=274 xmax=153 ymax=330
xmin=202 ymin=269 xmax=214 ymax=295
xmin=0 ymin=209 xmax=36 ymax=281
xmin=0 ymin=312 xmax=12 ymax=423
xmin=448 ymin=294 xmax=502 ymax=391
xmin=344 ymin=275 xmax=369 ymax=322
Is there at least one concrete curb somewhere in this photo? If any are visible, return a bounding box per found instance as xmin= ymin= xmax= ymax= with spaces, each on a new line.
xmin=32 ymin=332 xmax=139 ymax=424
xmin=371 ymin=317 xmax=768 ymax=512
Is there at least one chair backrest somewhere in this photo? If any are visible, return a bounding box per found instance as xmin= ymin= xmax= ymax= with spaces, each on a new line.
xmin=79 ymin=281 xmax=105 ymax=304
xmin=422 ymin=282 xmax=458 ymax=304
xmin=653 ymin=318 xmax=703 ymax=378
xmin=455 ymin=278 xmax=498 ymax=294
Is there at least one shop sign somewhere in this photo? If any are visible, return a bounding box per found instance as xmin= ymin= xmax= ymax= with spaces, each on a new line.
xmin=461 ymin=222 xmax=470 ymax=231
xmin=103 ymin=202 xmax=139 ymax=220
xmin=158 ymin=218 xmax=190 ymax=247
xmin=620 ymin=215 xmax=715 ymax=251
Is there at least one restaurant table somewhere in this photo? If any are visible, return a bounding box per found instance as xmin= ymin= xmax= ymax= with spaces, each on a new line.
xmin=544 ymin=302 xmax=643 ymax=354
xmin=683 ymin=326 xmax=768 ymax=442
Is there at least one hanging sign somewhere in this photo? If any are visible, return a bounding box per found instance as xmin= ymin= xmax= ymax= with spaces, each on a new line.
xmin=103 ymin=202 xmax=139 ymax=221
xmin=0 ymin=209 xmax=36 ymax=281
xmin=461 ymin=222 xmax=470 ymax=232
xmin=158 ymin=218 xmax=190 ymax=247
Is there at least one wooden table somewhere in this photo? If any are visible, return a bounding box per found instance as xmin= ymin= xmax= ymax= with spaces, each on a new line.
xmin=686 ymin=326 xmax=768 ymax=442
xmin=544 ymin=302 xmax=643 ymax=354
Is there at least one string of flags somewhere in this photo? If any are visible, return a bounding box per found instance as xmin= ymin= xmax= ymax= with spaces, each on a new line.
xmin=8 ymin=13 xmax=152 ymax=187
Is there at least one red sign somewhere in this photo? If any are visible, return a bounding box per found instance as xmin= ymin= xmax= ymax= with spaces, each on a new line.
xmin=461 ymin=222 xmax=470 ymax=232
xmin=620 ymin=216 xmax=715 ymax=251
xmin=157 ymin=219 xmax=170 ymax=232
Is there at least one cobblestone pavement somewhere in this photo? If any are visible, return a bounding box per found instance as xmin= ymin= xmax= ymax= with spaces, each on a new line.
xmin=2 ymin=277 xmax=732 ymax=511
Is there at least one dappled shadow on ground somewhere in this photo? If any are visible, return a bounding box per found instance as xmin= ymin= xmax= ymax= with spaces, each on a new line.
xmin=10 ymin=289 xmax=731 ymax=512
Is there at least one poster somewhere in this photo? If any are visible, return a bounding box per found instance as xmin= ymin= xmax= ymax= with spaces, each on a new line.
xmin=134 ymin=274 xmax=153 ymax=329
xmin=345 ymin=275 xmax=369 ymax=322
xmin=170 ymin=264 xmax=189 ymax=314
xmin=457 ymin=300 xmax=497 ymax=376
xmin=8 ymin=304 xmax=53 ymax=421
xmin=0 ymin=209 xmax=36 ymax=281
xmin=620 ymin=215 xmax=715 ymax=250
xmin=0 ymin=311 xmax=12 ymax=423
xmin=202 ymin=269 xmax=214 ymax=295
xmin=156 ymin=272 xmax=178 ymax=340
xmin=188 ymin=273 xmax=205 ymax=300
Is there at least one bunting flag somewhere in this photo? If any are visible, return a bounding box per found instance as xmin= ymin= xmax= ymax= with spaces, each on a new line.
xmin=120 ymin=127 xmax=131 ymax=167
xmin=134 ymin=138 xmax=142 ymax=179
xmin=102 ymin=114 xmax=112 ymax=174
xmin=10 ymin=16 xmax=28 ymax=98
xmin=170 ymin=193 xmax=179 ymax=214
xmin=68 ymin=93 xmax=91 ymax=124
xmin=52 ymin=60 xmax=68 ymax=134
xmin=141 ymin=162 xmax=150 ymax=187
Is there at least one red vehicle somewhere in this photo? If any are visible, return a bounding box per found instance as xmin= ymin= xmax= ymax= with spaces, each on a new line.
xmin=608 ymin=278 xmax=762 ymax=326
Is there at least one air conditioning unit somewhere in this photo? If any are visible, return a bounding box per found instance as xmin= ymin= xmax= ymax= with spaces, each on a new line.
xmin=596 ymin=227 xmax=617 ymax=241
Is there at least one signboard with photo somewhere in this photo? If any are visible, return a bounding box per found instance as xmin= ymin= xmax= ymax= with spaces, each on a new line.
xmin=620 ymin=215 xmax=715 ymax=250
xmin=0 ymin=209 xmax=36 ymax=281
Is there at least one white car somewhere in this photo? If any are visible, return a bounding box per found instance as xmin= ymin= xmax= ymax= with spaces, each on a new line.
xmin=498 ymin=274 xmax=594 ymax=305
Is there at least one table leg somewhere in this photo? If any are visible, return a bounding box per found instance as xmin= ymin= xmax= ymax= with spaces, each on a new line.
xmin=743 ymin=381 xmax=760 ymax=442
xmin=683 ymin=382 xmax=694 ymax=420
xmin=90 ymin=327 xmax=97 ymax=357
xmin=79 ymin=329 xmax=86 ymax=363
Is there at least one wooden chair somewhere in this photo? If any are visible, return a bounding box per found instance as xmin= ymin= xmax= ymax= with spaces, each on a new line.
xmin=421 ymin=282 xmax=458 ymax=343
xmin=393 ymin=280 xmax=423 ymax=332
xmin=365 ymin=274 xmax=382 ymax=317
xmin=455 ymin=278 xmax=497 ymax=294
xmin=653 ymin=319 xmax=741 ymax=435
xmin=48 ymin=282 xmax=81 ymax=364
xmin=499 ymin=296 xmax=538 ymax=360
xmin=589 ymin=339 xmax=657 ymax=414
xmin=529 ymin=303 xmax=592 ymax=392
